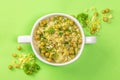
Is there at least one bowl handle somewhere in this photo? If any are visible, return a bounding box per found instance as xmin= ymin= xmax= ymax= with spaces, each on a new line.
xmin=18 ymin=35 xmax=31 ymax=43
xmin=85 ymin=36 xmax=96 ymax=44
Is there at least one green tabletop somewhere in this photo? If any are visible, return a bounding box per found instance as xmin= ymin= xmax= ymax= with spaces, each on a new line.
xmin=0 ymin=0 xmax=120 ymax=80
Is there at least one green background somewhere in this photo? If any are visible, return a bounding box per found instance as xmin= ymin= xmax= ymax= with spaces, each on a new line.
xmin=0 ymin=0 xmax=120 ymax=80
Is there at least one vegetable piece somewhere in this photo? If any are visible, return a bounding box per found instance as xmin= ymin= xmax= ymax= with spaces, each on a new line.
xmin=49 ymin=17 xmax=54 ymax=21
xmin=45 ymin=53 xmax=50 ymax=58
xmin=35 ymin=35 xmax=40 ymax=40
xmin=64 ymin=41 xmax=69 ymax=45
xmin=23 ymin=63 xmax=40 ymax=75
xmin=69 ymin=55 xmax=75 ymax=59
xmin=102 ymin=8 xmax=110 ymax=14
xmin=47 ymin=27 xmax=55 ymax=34
xmin=59 ymin=16 xmax=62 ymax=21
xmin=94 ymin=12 xmax=99 ymax=17
xmin=108 ymin=14 xmax=112 ymax=19
xmin=59 ymin=31 xmax=63 ymax=36
xmin=103 ymin=17 xmax=109 ymax=22
xmin=69 ymin=21 xmax=74 ymax=25
xmin=51 ymin=53 xmax=58 ymax=60
xmin=8 ymin=65 xmax=13 ymax=70
xmin=39 ymin=33 xmax=44 ymax=38
xmin=41 ymin=50 xmax=46 ymax=54
xmin=78 ymin=39 xmax=82 ymax=44
xmin=91 ymin=26 xmax=97 ymax=31
xmin=40 ymin=20 xmax=47 ymax=27
xmin=23 ymin=63 xmax=31 ymax=75
xmin=47 ymin=58 xmax=52 ymax=62
xmin=54 ymin=25 xmax=59 ymax=29
xmin=69 ymin=47 xmax=74 ymax=55
xmin=65 ymin=29 xmax=71 ymax=32
xmin=65 ymin=31 xmax=70 ymax=36
xmin=36 ymin=30 xmax=41 ymax=35
xmin=90 ymin=31 xmax=95 ymax=34
xmin=39 ymin=42 xmax=45 ymax=48
xmin=12 ymin=53 xmax=17 ymax=57
xmin=14 ymin=64 xmax=20 ymax=68
xmin=62 ymin=26 xmax=67 ymax=30
xmin=34 ymin=64 xmax=40 ymax=71
xmin=101 ymin=10 xmax=106 ymax=14
xmin=105 ymin=8 xmax=110 ymax=13
xmin=17 ymin=46 xmax=22 ymax=51
xmin=76 ymin=13 xmax=88 ymax=27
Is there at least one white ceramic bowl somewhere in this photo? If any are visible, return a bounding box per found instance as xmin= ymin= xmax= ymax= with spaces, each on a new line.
xmin=18 ymin=13 xmax=96 ymax=66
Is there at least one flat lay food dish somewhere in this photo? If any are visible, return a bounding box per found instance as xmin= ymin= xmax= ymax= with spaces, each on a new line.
xmin=18 ymin=13 xmax=96 ymax=66
xmin=1 ymin=0 xmax=118 ymax=80
xmin=33 ymin=15 xmax=82 ymax=63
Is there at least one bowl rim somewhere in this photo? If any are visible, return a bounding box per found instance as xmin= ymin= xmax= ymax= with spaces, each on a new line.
xmin=31 ymin=13 xmax=85 ymax=66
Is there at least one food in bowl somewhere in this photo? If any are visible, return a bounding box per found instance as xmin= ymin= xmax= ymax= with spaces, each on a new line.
xmin=33 ymin=15 xmax=82 ymax=63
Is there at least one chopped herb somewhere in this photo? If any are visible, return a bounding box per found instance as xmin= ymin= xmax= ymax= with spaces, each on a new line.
xmin=59 ymin=31 xmax=63 ymax=36
xmin=23 ymin=63 xmax=40 ymax=75
xmin=47 ymin=27 xmax=55 ymax=34
xmin=51 ymin=53 xmax=58 ymax=60
xmin=58 ymin=27 xmax=62 ymax=31
xmin=46 ymin=48 xmax=53 ymax=52
xmin=43 ymin=23 xmax=47 ymax=27
xmin=76 ymin=13 xmax=88 ymax=27
xmin=64 ymin=41 xmax=69 ymax=44
xmin=39 ymin=33 xmax=44 ymax=38
xmin=65 ymin=29 xmax=71 ymax=32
